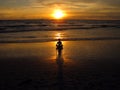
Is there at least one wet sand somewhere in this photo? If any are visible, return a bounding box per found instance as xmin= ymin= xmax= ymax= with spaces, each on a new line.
xmin=0 ymin=40 xmax=120 ymax=90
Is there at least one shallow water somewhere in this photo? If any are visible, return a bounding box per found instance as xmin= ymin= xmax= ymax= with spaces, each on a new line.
xmin=0 ymin=40 xmax=119 ymax=60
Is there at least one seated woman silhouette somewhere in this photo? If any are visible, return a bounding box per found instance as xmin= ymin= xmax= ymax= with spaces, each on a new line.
xmin=56 ymin=39 xmax=63 ymax=50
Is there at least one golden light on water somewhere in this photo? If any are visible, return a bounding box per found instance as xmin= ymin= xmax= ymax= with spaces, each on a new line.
xmin=56 ymin=33 xmax=62 ymax=39
xmin=52 ymin=9 xmax=66 ymax=19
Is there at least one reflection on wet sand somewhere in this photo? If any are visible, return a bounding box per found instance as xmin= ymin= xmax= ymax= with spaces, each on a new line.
xmin=56 ymin=48 xmax=64 ymax=90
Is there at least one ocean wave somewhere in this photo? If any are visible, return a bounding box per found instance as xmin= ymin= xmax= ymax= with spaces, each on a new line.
xmin=0 ymin=20 xmax=120 ymax=33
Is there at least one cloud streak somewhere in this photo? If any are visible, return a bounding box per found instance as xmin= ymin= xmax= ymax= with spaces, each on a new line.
xmin=0 ymin=0 xmax=120 ymax=19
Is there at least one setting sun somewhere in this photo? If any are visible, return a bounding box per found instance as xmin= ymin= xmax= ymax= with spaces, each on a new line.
xmin=52 ymin=9 xmax=65 ymax=19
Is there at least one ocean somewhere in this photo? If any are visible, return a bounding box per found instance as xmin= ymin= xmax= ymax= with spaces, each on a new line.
xmin=0 ymin=20 xmax=120 ymax=43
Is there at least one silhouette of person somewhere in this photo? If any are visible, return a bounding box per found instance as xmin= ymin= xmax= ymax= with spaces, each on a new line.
xmin=56 ymin=39 xmax=63 ymax=49
xmin=56 ymin=39 xmax=63 ymax=56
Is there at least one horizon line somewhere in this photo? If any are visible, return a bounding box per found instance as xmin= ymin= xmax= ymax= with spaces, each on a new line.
xmin=0 ymin=19 xmax=120 ymax=21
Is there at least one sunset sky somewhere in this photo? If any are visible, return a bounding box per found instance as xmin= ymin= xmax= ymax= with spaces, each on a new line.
xmin=0 ymin=0 xmax=120 ymax=20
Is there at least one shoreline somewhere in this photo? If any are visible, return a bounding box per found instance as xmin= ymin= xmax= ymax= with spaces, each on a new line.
xmin=0 ymin=37 xmax=120 ymax=44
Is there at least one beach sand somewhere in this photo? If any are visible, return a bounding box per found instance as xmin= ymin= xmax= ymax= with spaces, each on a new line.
xmin=0 ymin=40 xmax=120 ymax=90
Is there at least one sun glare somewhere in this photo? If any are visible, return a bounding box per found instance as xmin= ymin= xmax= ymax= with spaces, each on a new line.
xmin=56 ymin=33 xmax=61 ymax=39
xmin=52 ymin=9 xmax=65 ymax=19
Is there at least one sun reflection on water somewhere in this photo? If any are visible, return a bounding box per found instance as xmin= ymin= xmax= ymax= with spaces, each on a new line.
xmin=56 ymin=33 xmax=62 ymax=39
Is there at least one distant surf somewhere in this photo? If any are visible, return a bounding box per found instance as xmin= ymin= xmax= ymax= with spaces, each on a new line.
xmin=0 ymin=20 xmax=120 ymax=33
xmin=0 ymin=20 xmax=120 ymax=43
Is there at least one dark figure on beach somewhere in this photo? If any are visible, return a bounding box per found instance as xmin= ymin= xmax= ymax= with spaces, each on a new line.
xmin=56 ymin=39 xmax=63 ymax=55
xmin=56 ymin=39 xmax=63 ymax=50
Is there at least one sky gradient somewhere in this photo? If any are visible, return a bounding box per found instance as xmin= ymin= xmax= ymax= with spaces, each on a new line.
xmin=0 ymin=0 xmax=120 ymax=20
